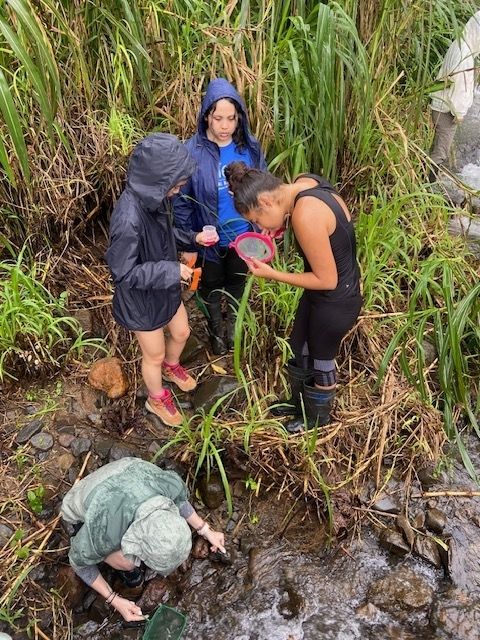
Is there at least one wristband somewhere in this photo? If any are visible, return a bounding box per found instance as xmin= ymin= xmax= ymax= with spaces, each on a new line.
xmin=105 ymin=591 xmax=118 ymax=605
xmin=197 ymin=522 xmax=210 ymax=537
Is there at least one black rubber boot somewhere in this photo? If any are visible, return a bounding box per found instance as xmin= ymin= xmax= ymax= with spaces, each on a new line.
xmin=225 ymin=304 xmax=237 ymax=351
xmin=269 ymin=359 xmax=312 ymax=417
xmin=284 ymin=378 xmax=335 ymax=434
xmin=206 ymin=303 xmax=227 ymax=356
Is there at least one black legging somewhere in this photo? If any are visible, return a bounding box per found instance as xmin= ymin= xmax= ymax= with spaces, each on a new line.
xmin=199 ymin=247 xmax=248 ymax=307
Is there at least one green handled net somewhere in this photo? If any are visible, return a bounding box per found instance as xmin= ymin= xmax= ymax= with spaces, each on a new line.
xmin=142 ymin=605 xmax=187 ymax=640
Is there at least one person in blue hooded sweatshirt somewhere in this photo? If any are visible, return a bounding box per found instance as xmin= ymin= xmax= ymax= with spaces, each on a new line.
xmin=106 ymin=133 xmax=218 ymax=426
xmin=174 ymin=78 xmax=267 ymax=355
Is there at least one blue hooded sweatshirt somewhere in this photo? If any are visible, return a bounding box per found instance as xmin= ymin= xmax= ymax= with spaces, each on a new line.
xmin=173 ymin=78 xmax=267 ymax=261
xmin=105 ymin=133 xmax=197 ymax=331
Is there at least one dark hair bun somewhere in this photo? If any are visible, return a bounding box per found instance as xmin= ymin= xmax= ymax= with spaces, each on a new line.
xmin=224 ymin=161 xmax=250 ymax=193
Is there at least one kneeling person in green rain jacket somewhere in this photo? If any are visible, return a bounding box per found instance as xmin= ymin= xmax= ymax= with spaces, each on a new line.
xmin=61 ymin=458 xmax=225 ymax=622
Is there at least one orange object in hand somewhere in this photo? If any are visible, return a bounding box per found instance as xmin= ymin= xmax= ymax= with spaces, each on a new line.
xmin=183 ymin=254 xmax=202 ymax=291
xmin=189 ymin=267 xmax=202 ymax=291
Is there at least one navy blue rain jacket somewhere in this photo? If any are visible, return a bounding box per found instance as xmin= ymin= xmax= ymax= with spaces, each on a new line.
xmin=105 ymin=133 xmax=197 ymax=331
xmin=173 ymin=78 xmax=267 ymax=262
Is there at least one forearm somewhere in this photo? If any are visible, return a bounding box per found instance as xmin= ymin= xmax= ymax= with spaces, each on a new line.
xmin=270 ymin=269 xmax=337 ymax=291
xmin=90 ymin=572 xmax=116 ymax=599
xmin=185 ymin=510 xmax=205 ymax=531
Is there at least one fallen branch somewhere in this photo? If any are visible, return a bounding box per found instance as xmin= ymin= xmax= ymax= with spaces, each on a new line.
xmin=412 ymin=490 xmax=480 ymax=499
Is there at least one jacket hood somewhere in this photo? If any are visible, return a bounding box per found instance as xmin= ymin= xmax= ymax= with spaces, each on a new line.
xmin=121 ymin=495 xmax=192 ymax=575
xmin=198 ymin=78 xmax=250 ymax=137
xmin=126 ymin=133 xmax=196 ymax=211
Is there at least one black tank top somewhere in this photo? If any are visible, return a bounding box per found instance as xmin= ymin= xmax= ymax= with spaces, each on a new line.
xmin=293 ymin=174 xmax=361 ymax=301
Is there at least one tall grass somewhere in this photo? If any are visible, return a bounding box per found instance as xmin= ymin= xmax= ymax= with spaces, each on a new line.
xmin=0 ymin=241 xmax=106 ymax=379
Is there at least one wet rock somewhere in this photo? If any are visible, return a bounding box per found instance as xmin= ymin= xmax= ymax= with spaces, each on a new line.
xmin=192 ymin=536 xmax=210 ymax=559
xmin=87 ymin=413 xmax=102 ymax=427
xmin=431 ymin=587 xmax=480 ymax=640
xmin=414 ymin=535 xmax=442 ymax=568
xmin=15 ymin=419 xmax=43 ymax=444
xmin=70 ymin=308 xmax=92 ymax=335
xmin=396 ymin=515 xmax=415 ymax=548
xmin=53 ymin=412 xmax=77 ymax=429
xmin=57 ymin=452 xmax=76 ymax=473
xmin=181 ymin=334 xmax=205 ymax=364
xmin=109 ymin=443 xmax=137 ymax=462
xmin=367 ymin=566 xmax=434 ymax=618
xmin=29 ymin=564 xmax=46 ymax=582
xmin=93 ymin=439 xmax=113 ymax=459
xmin=0 ymin=524 xmax=13 ymax=546
xmin=422 ymin=339 xmax=437 ymax=367
xmin=197 ymin=473 xmax=225 ymax=509
xmin=58 ymin=433 xmax=76 ymax=448
xmin=87 ymin=357 xmax=129 ymax=399
xmin=30 ymin=431 xmax=54 ymax=451
xmin=68 ymin=466 xmax=80 ymax=484
xmin=70 ymin=437 xmax=92 ymax=458
xmin=209 ymin=550 xmax=232 ymax=565
xmin=136 ymin=577 xmax=170 ymax=613
xmin=56 ymin=565 xmax=87 ymax=609
xmin=371 ymin=482 xmax=402 ymax=514
xmin=278 ymin=583 xmax=304 ymax=620
xmin=145 ymin=412 xmax=169 ymax=432
xmin=379 ymin=528 xmax=410 ymax=557
xmin=356 ymin=602 xmax=381 ymax=621
xmin=24 ymin=404 xmax=40 ymax=415
xmin=417 ymin=465 xmax=448 ymax=489
xmin=412 ymin=511 xmax=426 ymax=531
xmin=73 ymin=621 xmax=99 ymax=638
xmin=193 ymin=376 xmax=244 ymax=412
xmin=148 ymin=440 xmax=161 ymax=455
xmin=239 ymin=535 xmax=256 ymax=555
xmin=425 ymin=507 xmax=447 ymax=534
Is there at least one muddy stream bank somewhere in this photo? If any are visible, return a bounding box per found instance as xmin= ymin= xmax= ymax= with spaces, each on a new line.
xmin=1 ymin=331 xmax=480 ymax=640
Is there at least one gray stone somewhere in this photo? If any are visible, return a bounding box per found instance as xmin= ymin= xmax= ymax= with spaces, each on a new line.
xmin=15 ymin=419 xmax=43 ymax=444
xmin=30 ymin=431 xmax=54 ymax=451
xmin=73 ymin=621 xmax=99 ymax=638
xmin=58 ymin=433 xmax=76 ymax=448
xmin=371 ymin=493 xmax=401 ymax=514
xmin=193 ymin=376 xmax=244 ymax=413
xmin=181 ymin=334 xmax=205 ymax=364
xmin=0 ymin=523 xmax=13 ymax=546
xmin=379 ymin=528 xmax=410 ymax=557
xmin=93 ymin=439 xmax=113 ymax=459
xmin=24 ymin=404 xmax=39 ymax=415
xmin=70 ymin=437 xmax=92 ymax=458
xmin=414 ymin=535 xmax=442 ymax=568
xmin=109 ymin=443 xmax=137 ymax=462
xmin=87 ymin=413 xmax=102 ymax=426
xmin=70 ymin=308 xmax=92 ymax=335
xmin=425 ymin=507 xmax=447 ymax=534
xmin=422 ymin=339 xmax=437 ymax=367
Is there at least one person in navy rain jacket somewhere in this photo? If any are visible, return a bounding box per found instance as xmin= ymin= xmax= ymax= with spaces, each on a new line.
xmin=173 ymin=78 xmax=267 ymax=355
xmin=105 ymin=133 xmax=218 ymax=426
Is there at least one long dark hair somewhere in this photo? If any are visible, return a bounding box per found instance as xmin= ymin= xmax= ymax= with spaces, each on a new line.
xmin=204 ymin=98 xmax=247 ymax=150
xmin=224 ymin=161 xmax=282 ymax=215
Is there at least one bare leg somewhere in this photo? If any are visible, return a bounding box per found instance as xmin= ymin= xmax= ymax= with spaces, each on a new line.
xmin=134 ymin=327 xmax=165 ymax=396
xmin=165 ymin=303 xmax=191 ymax=365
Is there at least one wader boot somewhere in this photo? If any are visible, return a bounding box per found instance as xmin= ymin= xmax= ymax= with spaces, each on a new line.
xmin=207 ymin=304 xmax=227 ymax=356
xmin=284 ymin=377 xmax=335 ymax=434
xmin=225 ymin=304 xmax=237 ymax=351
xmin=270 ymin=359 xmax=312 ymax=417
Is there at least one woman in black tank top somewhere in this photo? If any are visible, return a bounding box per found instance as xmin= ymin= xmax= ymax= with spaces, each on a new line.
xmin=224 ymin=162 xmax=362 ymax=433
